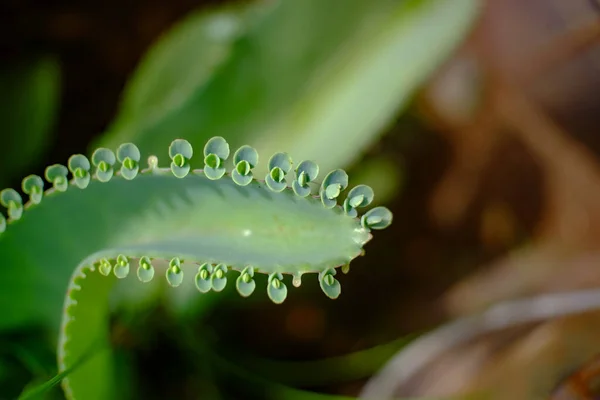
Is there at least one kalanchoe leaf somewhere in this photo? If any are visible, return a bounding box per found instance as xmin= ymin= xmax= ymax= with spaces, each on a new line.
xmin=98 ymin=259 xmax=112 ymax=276
xmin=297 ymin=160 xmax=319 ymax=183
xmin=204 ymin=136 xmax=230 ymax=160
xmin=169 ymin=138 xmax=194 ymax=160
xmin=68 ymin=154 xmax=91 ymax=189
xmin=204 ymin=168 xmax=223 ymax=180
xmin=147 ymin=155 xmax=159 ymax=170
xmin=166 ymin=257 xmax=184 ymax=287
xmin=322 ymin=169 xmax=349 ymax=193
xmin=271 ymin=167 xmax=285 ymax=183
xmin=116 ymin=143 xmax=141 ymax=180
xmin=292 ymin=271 xmax=303 ymax=287
xmin=265 ymin=171 xmax=287 ymax=192
xmin=203 ymin=136 xmax=229 ymax=180
xmin=325 ymin=183 xmax=341 ymax=199
xmin=0 ymin=188 xmax=23 ymax=220
xmin=341 ymin=264 xmax=350 ymax=274
xmin=137 ymin=256 xmax=155 ymax=283
xmin=114 ymin=254 xmax=130 ymax=279
xmin=204 ymin=153 xmax=221 ymax=169
xmin=236 ymin=266 xmax=256 ymax=297
xmin=5 ymin=135 xmax=396 ymax=377
xmin=265 ymin=152 xmax=292 ymax=192
xmin=232 ymin=163 xmax=253 ymax=186
xmin=361 ymin=206 xmax=393 ymax=230
xmin=344 ymin=207 xmax=358 ymax=218
xmin=349 ymin=195 xmax=364 ymax=208
xmin=231 ymin=145 xmax=258 ymax=186
xmin=292 ymin=160 xmax=319 ymax=197
xmin=297 ymin=172 xmax=308 ymax=187
xmin=21 ymin=175 xmax=44 ymax=204
xmin=91 ymin=148 xmax=116 ymax=182
xmin=169 ymin=139 xmax=193 ymax=178
xmin=347 ymin=184 xmax=374 ymax=207
xmin=267 ymin=272 xmax=287 ymax=304
xmin=319 ymin=267 xmax=341 ymax=299
xmin=23 ymin=134 xmax=399 ymax=400
xmin=211 ymin=263 xmax=228 ymax=292
xmin=293 ymin=172 xmax=311 ymax=197
xmin=236 ymin=160 xmax=251 ymax=176
xmin=233 ymin=145 xmax=259 ymax=169
xmin=268 ymin=152 xmax=292 ymax=173
xmin=343 ymin=184 xmax=374 ymax=217
xmin=45 ymin=164 xmax=69 ymax=192
xmin=320 ymin=169 xmax=348 ymax=208
xmin=195 ymin=263 xmax=213 ymax=293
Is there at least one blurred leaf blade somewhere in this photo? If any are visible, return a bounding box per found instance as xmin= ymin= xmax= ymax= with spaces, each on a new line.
xmin=108 ymin=3 xmax=266 ymax=136
xmin=254 ymin=0 xmax=481 ymax=173
xmin=0 ymin=56 xmax=61 ymax=184
xmin=95 ymin=0 xmax=479 ymax=176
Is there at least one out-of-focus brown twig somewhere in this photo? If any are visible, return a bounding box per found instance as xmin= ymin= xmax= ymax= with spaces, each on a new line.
xmin=445 ymin=77 xmax=600 ymax=313
xmin=518 ymin=16 xmax=600 ymax=82
xmin=361 ymin=288 xmax=600 ymax=399
xmin=494 ymin=81 xmax=600 ymax=247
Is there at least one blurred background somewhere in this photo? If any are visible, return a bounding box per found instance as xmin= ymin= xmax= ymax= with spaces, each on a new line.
xmin=3 ymin=0 xmax=600 ymax=398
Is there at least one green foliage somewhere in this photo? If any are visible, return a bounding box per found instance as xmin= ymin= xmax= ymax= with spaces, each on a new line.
xmin=96 ymin=0 xmax=480 ymax=176
xmin=0 ymin=138 xmax=387 ymax=329
xmin=109 ymin=4 xmax=257 ymax=136
xmin=0 ymin=57 xmax=61 ymax=186
xmin=0 ymin=137 xmax=391 ymax=398
xmin=59 ymin=266 xmax=115 ymax=400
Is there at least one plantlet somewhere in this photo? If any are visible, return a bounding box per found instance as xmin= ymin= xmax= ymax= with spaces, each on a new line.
xmin=0 ymin=136 xmax=391 ymax=399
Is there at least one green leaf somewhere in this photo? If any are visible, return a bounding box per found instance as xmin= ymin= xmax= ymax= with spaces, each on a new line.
xmin=95 ymin=0 xmax=479 ymax=176
xmin=34 ymin=140 xmax=387 ymax=398
xmin=103 ymin=3 xmax=264 ymax=143
xmin=0 ymin=57 xmax=61 ymax=185
xmin=58 ymin=267 xmax=116 ymax=400
xmin=18 ymin=341 xmax=102 ymax=400
xmin=0 ymin=137 xmax=389 ymax=333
